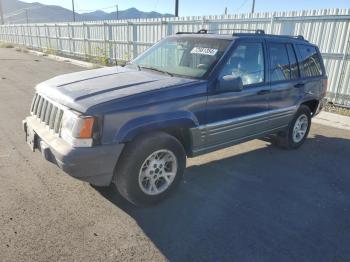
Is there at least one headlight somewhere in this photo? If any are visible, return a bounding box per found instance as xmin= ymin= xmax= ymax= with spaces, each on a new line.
xmin=60 ymin=110 xmax=96 ymax=147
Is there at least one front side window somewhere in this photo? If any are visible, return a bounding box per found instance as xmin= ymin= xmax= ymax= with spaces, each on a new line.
xmin=297 ymin=44 xmax=323 ymax=77
xmin=219 ymin=42 xmax=265 ymax=86
xmin=131 ymin=36 xmax=231 ymax=79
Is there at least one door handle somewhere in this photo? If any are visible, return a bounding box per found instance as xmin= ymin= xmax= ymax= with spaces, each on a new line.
xmin=257 ymin=90 xmax=270 ymax=95
xmin=294 ymin=83 xmax=305 ymax=88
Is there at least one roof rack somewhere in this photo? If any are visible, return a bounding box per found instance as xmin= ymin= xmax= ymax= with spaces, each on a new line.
xmin=261 ymin=33 xmax=307 ymax=41
xmin=176 ymin=28 xmax=265 ymax=35
xmin=230 ymin=29 xmax=265 ymax=35
xmin=176 ymin=29 xmax=208 ymax=34
xmin=175 ymin=28 xmax=307 ymax=41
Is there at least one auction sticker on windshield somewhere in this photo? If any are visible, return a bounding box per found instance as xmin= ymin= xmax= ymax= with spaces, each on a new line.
xmin=190 ymin=47 xmax=218 ymax=56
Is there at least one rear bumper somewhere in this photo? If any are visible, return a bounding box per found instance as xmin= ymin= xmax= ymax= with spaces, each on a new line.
xmin=23 ymin=116 xmax=124 ymax=186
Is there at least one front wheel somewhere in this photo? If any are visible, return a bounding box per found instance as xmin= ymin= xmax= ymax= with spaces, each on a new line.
xmin=274 ymin=105 xmax=311 ymax=149
xmin=114 ymin=132 xmax=186 ymax=206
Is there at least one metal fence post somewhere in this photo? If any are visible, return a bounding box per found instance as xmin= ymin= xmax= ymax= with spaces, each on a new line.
xmin=13 ymin=25 xmax=17 ymax=44
xmin=201 ymin=17 xmax=207 ymax=30
xmin=82 ymin=23 xmax=86 ymax=57
xmin=67 ymin=23 xmax=72 ymax=54
xmin=28 ymin=25 xmax=33 ymax=48
xmin=132 ymin=23 xmax=138 ymax=59
xmin=103 ymin=22 xmax=109 ymax=60
xmin=22 ymin=24 xmax=28 ymax=46
xmin=58 ymin=25 xmax=63 ymax=52
xmin=14 ymin=25 xmax=19 ymax=44
xmin=71 ymin=24 xmax=76 ymax=55
xmin=36 ymin=24 xmax=42 ymax=49
xmin=270 ymin=12 xmax=276 ymax=34
xmin=126 ymin=21 xmax=131 ymax=60
xmin=86 ymin=23 xmax=91 ymax=57
xmin=167 ymin=20 xmax=173 ymax=36
xmin=160 ymin=18 xmax=164 ymax=38
xmin=108 ymin=23 xmax=113 ymax=61
xmin=54 ymin=24 xmax=59 ymax=51
xmin=45 ymin=24 xmax=51 ymax=50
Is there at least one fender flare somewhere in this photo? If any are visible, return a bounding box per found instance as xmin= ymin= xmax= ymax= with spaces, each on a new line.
xmin=115 ymin=111 xmax=199 ymax=143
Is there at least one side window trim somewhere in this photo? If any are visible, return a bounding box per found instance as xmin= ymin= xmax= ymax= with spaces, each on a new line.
xmin=294 ymin=43 xmax=306 ymax=78
xmin=285 ymin=44 xmax=293 ymax=78
xmin=286 ymin=43 xmax=301 ymax=80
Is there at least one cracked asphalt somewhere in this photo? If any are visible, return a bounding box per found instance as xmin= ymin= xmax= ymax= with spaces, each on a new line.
xmin=0 ymin=47 xmax=350 ymax=262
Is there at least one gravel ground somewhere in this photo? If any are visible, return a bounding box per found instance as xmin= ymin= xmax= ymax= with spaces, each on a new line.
xmin=1 ymin=47 xmax=350 ymax=262
xmin=324 ymin=103 xmax=350 ymax=117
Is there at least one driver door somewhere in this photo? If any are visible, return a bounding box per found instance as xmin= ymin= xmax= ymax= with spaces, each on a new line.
xmin=204 ymin=40 xmax=270 ymax=151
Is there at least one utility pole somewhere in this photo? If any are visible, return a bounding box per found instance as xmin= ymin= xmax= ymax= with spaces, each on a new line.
xmin=175 ymin=0 xmax=179 ymax=17
xmin=115 ymin=4 xmax=118 ymax=20
xmin=251 ymin=0 xmax=255 ymax=13
xmin=224 ymin=7 xmax=228 ymax=15
xmin=0 ymin=0 xmax=4 ymax=25
xmin=71 ymin=0 xmax=76 ymax=22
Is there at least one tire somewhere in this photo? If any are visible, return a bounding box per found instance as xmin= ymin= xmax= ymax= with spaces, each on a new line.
xmin=274 ymin=105 xmax=311 ymax=149
xmin=114 ymin=132 xmax=186 ymax=206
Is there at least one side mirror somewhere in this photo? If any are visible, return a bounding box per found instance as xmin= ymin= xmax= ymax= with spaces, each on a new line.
xmin=218 ymin=75 xmax=243 ymax=92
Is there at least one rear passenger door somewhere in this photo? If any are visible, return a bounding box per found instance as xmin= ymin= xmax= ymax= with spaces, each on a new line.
xmin=267 ymin=41 xmax=303 ymax=130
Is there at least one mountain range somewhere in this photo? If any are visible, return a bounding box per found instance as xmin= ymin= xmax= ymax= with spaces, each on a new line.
xmin=2 ymin=0 xmax=174 ymax=24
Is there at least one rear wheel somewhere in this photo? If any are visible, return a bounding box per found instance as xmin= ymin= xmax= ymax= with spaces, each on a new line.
xmin=274 ymin=105 xmax=311 ymax=149
xmin=114 ymin=132 xmax=186 ymax=206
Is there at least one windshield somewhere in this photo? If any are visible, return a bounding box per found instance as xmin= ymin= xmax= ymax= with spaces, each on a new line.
xmin=131 ymin=36 xmax=231 ymax=79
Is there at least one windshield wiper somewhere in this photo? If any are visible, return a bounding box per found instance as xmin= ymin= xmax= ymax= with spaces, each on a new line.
xmin=138 ymin=65 xmax=174 ymax=77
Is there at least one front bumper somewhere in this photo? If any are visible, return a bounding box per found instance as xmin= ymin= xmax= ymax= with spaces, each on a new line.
xmin=23 ymin=116 xmax=124 ymax=186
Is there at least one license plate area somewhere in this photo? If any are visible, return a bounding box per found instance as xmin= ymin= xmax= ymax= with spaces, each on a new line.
xmin=26 ymin=126 xmax=37 ymax=152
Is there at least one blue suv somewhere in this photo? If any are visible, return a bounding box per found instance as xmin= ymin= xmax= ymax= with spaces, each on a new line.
xmin=23 ymin=29 xmax=327 ymax=206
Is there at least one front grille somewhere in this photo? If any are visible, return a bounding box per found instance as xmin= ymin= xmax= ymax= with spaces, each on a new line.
xmin=30 ymin=93 xmax=64 ymax=134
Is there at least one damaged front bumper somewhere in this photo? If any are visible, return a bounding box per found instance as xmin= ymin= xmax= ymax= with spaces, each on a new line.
xmin=23 ymin=116 xmax=124 ymax=186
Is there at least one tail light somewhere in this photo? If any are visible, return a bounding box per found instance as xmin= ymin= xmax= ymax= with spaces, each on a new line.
xmin=322 ymin=78 xmax=328 ymax=96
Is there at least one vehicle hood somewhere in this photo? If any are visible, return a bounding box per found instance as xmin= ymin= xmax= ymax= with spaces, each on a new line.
xmin=36 ymin=66 xmax=198 ymax=113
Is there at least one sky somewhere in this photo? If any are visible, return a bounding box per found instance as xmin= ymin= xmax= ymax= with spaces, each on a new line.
xmin=20 ymin=0 xmax=350 ymax=16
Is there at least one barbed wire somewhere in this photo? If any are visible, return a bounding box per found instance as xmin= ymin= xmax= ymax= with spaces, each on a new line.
xmin=234 ymin=0 xmax=250 ymax=12
xmin=4 ymin=3 xmax=123 ymax=23
xmin=75 ymin=5 xmax=117 ymax=12
xmin=4 ymin=5 xmax=42 ymax=19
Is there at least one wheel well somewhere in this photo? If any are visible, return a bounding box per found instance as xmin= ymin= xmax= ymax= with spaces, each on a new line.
xmin=122 ymin=127 xmax=192 ymax=156
xmin=301 ymin=100 xmax=319 ymax=116
xmin=161 ymin=127 xmax=192 ymax=156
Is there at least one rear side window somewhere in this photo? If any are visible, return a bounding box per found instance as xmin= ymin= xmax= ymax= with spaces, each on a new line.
xmin=269 ymin=43 xmax=291 ymax=82
xmin=297 ymin=45 xmax=323 ymax=77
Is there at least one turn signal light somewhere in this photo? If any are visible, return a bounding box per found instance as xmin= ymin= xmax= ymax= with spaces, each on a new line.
xmin=79 ymin=117 xmax=95 ymax=138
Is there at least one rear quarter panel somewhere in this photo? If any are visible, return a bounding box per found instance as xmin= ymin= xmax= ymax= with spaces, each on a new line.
xmin=294 ymin=44 xmax=327 ymax=104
